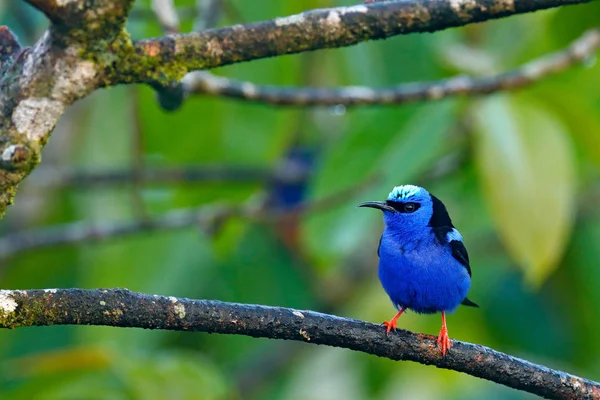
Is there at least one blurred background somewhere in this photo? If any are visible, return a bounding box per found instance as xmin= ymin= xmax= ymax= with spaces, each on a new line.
xmin=1 ymin=0 xmax=600 ymax=398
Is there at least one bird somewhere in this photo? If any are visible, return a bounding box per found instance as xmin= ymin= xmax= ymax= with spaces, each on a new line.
xmin=358 ymin=184 xmax=478 ymax=355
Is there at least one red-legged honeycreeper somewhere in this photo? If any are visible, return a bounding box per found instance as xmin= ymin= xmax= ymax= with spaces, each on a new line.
xmin=358 ymin=185 xmax=478 ymax=355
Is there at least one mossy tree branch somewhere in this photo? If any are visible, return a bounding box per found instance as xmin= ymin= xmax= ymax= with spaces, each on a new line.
xmin=125 ymin=0 xmax=593 ymax=85
xmin=0 ymin=288 xmax=598 ymax=400
xmin=0 ymin=0 xmax=593 ymax=219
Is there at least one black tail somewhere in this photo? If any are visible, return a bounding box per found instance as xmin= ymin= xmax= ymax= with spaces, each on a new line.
xmin=461 ymin=297 xmax=479 ymax=307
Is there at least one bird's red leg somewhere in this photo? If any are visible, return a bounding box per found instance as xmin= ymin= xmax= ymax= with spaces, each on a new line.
xmin=383 ymin=307 xmax=406 ymax=334
xmin=437 ymin=312 xmax=452 ymax=356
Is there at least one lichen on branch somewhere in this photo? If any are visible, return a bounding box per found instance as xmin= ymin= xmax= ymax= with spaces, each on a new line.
xmin=0 ymin=288 xmax=598 ymax=400
xmin=0 ymin=0 xmax=593 ymax=220
xmin=124 ymin=0 xmax=592 ymax=85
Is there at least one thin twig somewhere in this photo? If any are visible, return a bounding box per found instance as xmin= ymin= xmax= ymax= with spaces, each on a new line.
xmin=27 ymin=165 xmax=303 ymax=188
xmin=2 ymin=0 xmax=591 ymax=218
xmin=129 ymin=6 xmax=195 ymax=21
xmin=0 ymin=288 xmax=597 ymax=400
xmin=0 ymin=204 xmax=241 ymax=260
xmin=0 ymin=177 xmax=375 ymax=260
xmin=181 ymin=28 xmax=600 ymax=106
xmin=194 ymin=0 xmax=222 ymax=31
xmin=151 ymin=0 xmax=180 ymax=34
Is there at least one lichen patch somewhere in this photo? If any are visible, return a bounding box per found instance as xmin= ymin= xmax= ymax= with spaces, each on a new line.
xmin=449 ymin=0 xmax=485 ymax=20
xmin=12 ymin=98 xmax=65 ymax=144
xmin=52 ymin=59 xmax=97 ymax=102
xmin=489 ymin=0 xmax=515 ymax=13
xmin=341 ymin=86 xmax=377 ymax=99
xmin=240 ymin=82 xmax=258 ymax=98
xmin=275 ymin=14 xmax=306 ymax=27
xmin=206 ymin=38 xmax=224 ymax=59
xmin=173 ymin=303 xmax=186 ymax=319
xmin=322 ymin=11 xmax=341 ymax=29
xmin=299 ymin=328 xmax=311 ymax=341
xmin=0 ymin=291 xmax=17 ymax=315
xmin=2 ymin=146 xmax=17 ymax=162
xmin=339 ymin=5 xmax=369 ymax=15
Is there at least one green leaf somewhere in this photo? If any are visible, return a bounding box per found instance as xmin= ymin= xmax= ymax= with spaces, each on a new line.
xmin=473 ymin=95 xmax=576 ymax=286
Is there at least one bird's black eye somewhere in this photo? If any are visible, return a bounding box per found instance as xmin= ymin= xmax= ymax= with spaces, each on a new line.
xmin=385 ymin=200 xmax=421 ymax=213
xmin=403 ymin=202 xmax=419 ymax=213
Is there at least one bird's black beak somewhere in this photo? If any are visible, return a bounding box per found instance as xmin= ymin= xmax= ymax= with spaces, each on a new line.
xmin=357 ymin=201 xmax=396 ymax=212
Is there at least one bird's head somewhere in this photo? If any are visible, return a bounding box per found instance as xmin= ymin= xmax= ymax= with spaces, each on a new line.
xmin=358 ymin=185 xmax=450 ymax=233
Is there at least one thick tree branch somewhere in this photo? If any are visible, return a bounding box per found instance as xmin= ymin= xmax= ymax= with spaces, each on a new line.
xmin=0 ymin=0 xmax=592 ymax=220
xmin=126 ymin=0 xmax=592 ymax=85
xmin=0 ymin=288 xmax=597 ymax=400
xmin=181 ymin=28 xmax=600 ymax=106
xmin=0 ymin=0 xmax=138 ymax=219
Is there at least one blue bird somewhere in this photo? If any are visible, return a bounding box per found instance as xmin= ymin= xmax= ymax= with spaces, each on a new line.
xmin=359 ymin=185 xmax=478 ymax=355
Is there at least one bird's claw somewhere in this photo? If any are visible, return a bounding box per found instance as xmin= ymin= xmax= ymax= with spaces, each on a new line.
xmin=436 ymin=326 xmax=452 ymax=356
xmin=383 ymin=320 xmax=396 ymax=334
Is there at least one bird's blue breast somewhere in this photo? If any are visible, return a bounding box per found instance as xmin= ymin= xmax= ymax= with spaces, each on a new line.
xmin=377 ymin=230 xmax=471 ymax=314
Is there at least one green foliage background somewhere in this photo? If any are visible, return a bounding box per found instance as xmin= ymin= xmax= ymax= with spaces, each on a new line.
xmin=1 ymin=0 xmax=600 ymax=398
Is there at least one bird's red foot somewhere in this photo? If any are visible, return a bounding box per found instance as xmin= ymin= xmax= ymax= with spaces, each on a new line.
xmin=437 ymin=311 xmax=452 ymax=356
xmin=382 ymin=308 xmax=406 ymax=335
xmin=383 ymin=319 xmax=397 ymax=334
xmin=436 ymin=325 xmax=452 ymax=355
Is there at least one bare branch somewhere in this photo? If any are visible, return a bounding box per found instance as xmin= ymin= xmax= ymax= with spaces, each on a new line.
xmin=181 ymin=28 xmax=600 ymax=106
xmin=0 ymin=288 xmax=597 ymax=400
xmin=126 ymin=0 xmax=592 ymax=85
xmin=0 ymin=204 xmax=241 ymax=260
xmin=28 ymin=165 xmax=278 ymax=187
xmin=0 ymin=0 xmax=593 ymax=218
xmin=0 ymin=177 xmax=373 ymax=260
xmin=0 ymin=0 xmax=592 ymax=219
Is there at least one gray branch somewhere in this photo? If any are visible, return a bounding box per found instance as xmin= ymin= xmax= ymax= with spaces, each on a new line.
xmin=180 ymin=28 xmax=600 ymax=106
xmin=0 ymin=288 xmax=598 ymax=400
xmin=0 ymin=176 xmax=374 ymax=260
xmin=127 ymin=0 xmax=593 ymax=84
xmin=0 ymin=0 xmax=591 ymax=219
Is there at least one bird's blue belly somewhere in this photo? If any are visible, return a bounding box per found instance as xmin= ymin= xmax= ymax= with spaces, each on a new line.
xmin=378 ymin=243 xmax=471 ymax=314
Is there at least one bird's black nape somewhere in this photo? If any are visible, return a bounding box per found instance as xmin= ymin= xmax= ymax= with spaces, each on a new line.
xmin=428 ymin=194 xmax=454 ymax=228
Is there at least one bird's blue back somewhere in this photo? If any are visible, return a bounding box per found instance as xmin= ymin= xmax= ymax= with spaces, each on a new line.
xmin=377 ymin=185 xmax=471 ymax=314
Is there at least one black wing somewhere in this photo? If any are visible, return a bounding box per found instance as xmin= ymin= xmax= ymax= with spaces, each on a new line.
xmin=431 ymin=226 xmax=472 ymax=278
xmin=449 ymin=239 xmax=479 ymax=308
xmin=377 ymin=235 xmax=382 ymax=257
xmin=449 ymin=239 xmax=472 ymax=277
